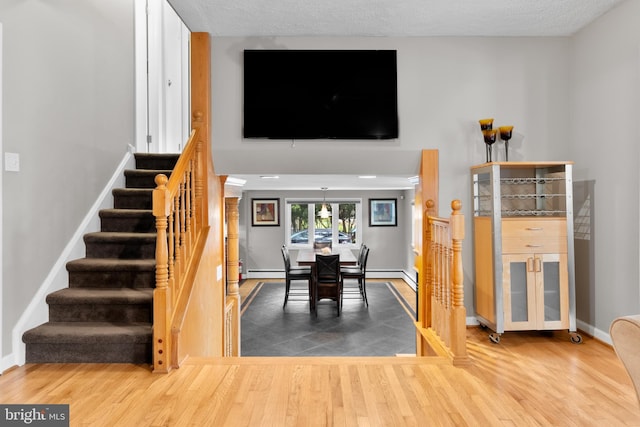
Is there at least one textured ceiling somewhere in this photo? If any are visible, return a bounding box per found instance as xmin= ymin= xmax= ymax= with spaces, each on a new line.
xmin=168 ymin=0 xmax=624 ymax=37
xmin=168 ymin=0 xmax=624 ymax=191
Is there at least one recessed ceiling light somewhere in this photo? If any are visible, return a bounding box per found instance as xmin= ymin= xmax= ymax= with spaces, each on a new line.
xmin=358 ymin=175 xmax=376 ymax=179
xmin=260 ymin=175 xmax=280 ymax=179
xmin=226 ymin=176 xmax=247 ymax=186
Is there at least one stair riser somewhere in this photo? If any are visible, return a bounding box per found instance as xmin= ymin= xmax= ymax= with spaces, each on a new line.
xmin=113 ymin=193 xmax=152 ymax=210
xmin=49 ymin=304 xmax=152 ymax=323
xmin=100 ymin=215 xmax=155 ymax=233
xmin=25 ymin=343 xmax=152 ymax=364
xmin=125 ymin=171 xmax=172 ymax=189
xmin=135 ymin=154 xmax=180 ymax=171
xmin=68 ymin=271 xmax=155 ymax=288
xmin=85 ymin=241 xmax=156 ymax=259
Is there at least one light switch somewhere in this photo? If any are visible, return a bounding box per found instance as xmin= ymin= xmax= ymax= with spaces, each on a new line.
xmin=5 ymin=152 xmax=20 ymax=172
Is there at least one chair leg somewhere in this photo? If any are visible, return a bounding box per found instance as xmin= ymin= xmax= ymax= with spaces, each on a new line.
xmin=283 ymin=277 xmax=290 ymax=308
xmin=308 ymin=279 xmax=314 ymax=313
xmin=361 ymin=277 xmax=368 ymax=306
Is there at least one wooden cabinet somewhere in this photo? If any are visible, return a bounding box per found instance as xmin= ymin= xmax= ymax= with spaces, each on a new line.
xmin=471 ymin=162 xmax=581 ymax=343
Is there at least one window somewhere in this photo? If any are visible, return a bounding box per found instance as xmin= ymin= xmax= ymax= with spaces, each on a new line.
xmin=286 ymin=199 xmax=361 ymax=248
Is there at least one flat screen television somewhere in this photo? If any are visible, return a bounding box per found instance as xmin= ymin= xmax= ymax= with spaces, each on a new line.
xmin=243 ymin=49 xmax=398 ymax=140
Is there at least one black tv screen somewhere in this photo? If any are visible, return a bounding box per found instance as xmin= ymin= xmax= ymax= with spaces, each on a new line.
xmin=243 ymin=49 xmax=398 ymax=140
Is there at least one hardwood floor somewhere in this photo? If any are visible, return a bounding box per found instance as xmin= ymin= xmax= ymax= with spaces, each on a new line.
xmin=1 ymin=279 xmax=639 ymax=426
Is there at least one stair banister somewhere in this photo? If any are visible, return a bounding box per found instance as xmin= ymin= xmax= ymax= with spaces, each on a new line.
xmin=153 ymin=129 xmax=202 ymax=372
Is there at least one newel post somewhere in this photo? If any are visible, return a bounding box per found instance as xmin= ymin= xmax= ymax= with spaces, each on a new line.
xmin=153 ymin=174 xmax=172 ymax=373
xmin=450 ymin=199 xmax=469 ymax=364
xmin=225 ymin=196 xmax=241 ymax=356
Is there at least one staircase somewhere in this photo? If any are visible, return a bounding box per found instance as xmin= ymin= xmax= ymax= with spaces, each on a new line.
xmin=22 ymin=153 xmax=180 ymax=364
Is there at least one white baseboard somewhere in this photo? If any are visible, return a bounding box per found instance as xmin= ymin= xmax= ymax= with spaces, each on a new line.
xmin=5 ymin=150 xmax=135 ymax=369
xmin=577 ymin=319 xmax=611 ymax=345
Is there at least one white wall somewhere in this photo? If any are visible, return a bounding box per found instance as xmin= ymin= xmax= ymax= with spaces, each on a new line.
xmin=570 ymin=0 xmax=640 ymax=340
xmin=212 ymin=36 xmax=572 ymax=316
xmin=0 ymin=0 xmax=135 ymax=358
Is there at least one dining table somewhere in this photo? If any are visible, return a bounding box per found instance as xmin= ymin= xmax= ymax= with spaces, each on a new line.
xmin=295 ymin=247 xmax=358 ymax=267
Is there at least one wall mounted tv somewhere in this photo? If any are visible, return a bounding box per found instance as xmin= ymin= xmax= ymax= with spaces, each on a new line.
xmin=243 ymin=49 xmax=398 ymax=140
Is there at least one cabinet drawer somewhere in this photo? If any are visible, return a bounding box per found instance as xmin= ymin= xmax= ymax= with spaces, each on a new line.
xmin=502 ymin=237 xmax=567 ymax=254
xmin=502 ymin=219 xmax=567 ymax=238
xmin=502 ymin=219 xmax=567 ymax=254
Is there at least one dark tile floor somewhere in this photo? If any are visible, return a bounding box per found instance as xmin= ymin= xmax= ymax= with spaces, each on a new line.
xmin=241 ymin=281 xmax=416 ymax=357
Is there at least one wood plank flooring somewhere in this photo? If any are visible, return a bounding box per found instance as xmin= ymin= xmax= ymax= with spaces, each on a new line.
xmin=1 ymin=279 xmax=639 ymax=426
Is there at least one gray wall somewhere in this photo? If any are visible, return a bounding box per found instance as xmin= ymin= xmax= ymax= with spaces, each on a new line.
xmin=569 ymin=0 xmax=640 ymax=338
xmin=212 ymin=1 xmax=640 ymax=339
xmin=239 ymin=189 xmax=412 ymax=275
xmin=0 ymin=0 xmax=135 ymax=358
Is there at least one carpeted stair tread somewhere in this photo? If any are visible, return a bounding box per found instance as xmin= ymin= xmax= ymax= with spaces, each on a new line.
xmin=47 ymin=288 xmax=154 ymax=305
xmin=84 ymin=232 xmax=157 ymax=241
xmin=99 ymin=208 xmax=153 ymax=217
xmin=124 ymin=169 xmax=173 ymax=177
xmin=67 ymin=258 xmax=156 ymax=271
xmin=22 ymin=322 xmax=152 ymax=344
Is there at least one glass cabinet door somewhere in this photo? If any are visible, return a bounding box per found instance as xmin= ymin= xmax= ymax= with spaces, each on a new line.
xmin=537 ymin=253 xmax=569 ymax=330
xmin=502 ymin=254 xmax=537 ymax=330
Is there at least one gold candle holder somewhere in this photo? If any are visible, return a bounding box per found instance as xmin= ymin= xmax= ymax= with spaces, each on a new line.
xmin=482 ymin=129 xmax=498 ymax=162
xmin=499 ymin=126 xmax=514 ymax=161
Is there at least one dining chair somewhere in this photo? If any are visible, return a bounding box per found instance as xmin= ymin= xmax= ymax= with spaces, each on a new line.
xmin=340 ymin=246 xmax=370 ymax=306
xmin=356 ymin=243 xmax=367 ymax=266
xmin=313 ymin=254 xmax=341 ymax=316
xmin=281 ymin=246 xmax=312 ymax=310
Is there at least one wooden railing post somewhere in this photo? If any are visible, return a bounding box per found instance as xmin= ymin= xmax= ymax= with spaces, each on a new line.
xmin=423 ymin=199 xmax=436 ymax=328
xmin=153 ymin=174 xmax=171 ymax=373
xmin=449 ymin=200 xmax=469 ymax=364
xmin=225 ymin=196 xmax=241 ymax=356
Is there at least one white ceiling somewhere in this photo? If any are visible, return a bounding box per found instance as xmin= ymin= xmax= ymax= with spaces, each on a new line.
xmin=228 ymin=174 xmax=417 ymax=192
xmin=168 ymin=0 xmax=625 ymax=190
xmin=168 ymin=0 xmax=624 ymax=37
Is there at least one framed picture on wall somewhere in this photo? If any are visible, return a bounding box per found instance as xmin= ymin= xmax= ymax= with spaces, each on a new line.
xmin=251 ymin=198 xmax=280 ymax=226
xmin=369 ymin=198 xmax=397 ymax=226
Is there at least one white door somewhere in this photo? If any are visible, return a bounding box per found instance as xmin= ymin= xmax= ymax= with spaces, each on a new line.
xmin=135 ymin=0 xmax=190 ymax=154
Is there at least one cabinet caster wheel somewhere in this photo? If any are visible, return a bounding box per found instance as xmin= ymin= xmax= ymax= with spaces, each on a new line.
xmin=479 ymin=323 xmax=488 ymax=330
xmin=489 ymin=333 xmax=501 ymax=344
xmin=570 ymin=333 xmax=583 ymax=344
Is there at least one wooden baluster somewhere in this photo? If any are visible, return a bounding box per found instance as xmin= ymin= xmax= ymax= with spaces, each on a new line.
xmin=168 ymin=210 xmax=175 ymax=304
xmin=193 ymin=134 xmax=204 ymax=230
xmin=184 ymin=163 xmax=192 ymax=254
xmin=173 ymin=193 xmax=182 ymax=296
xmin=189 ymin=159 xmax=196 ymax=247
xmin=153 ymin=174 xmax=171 ymax=373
